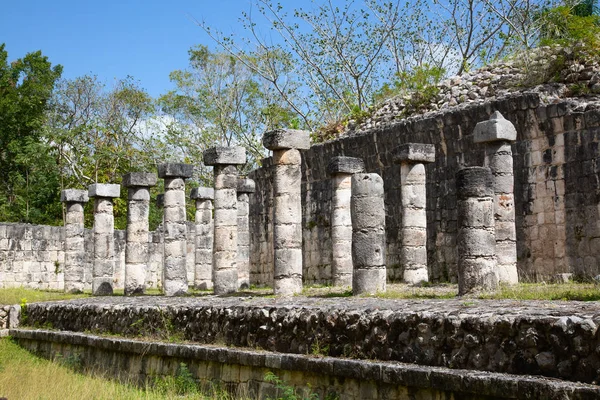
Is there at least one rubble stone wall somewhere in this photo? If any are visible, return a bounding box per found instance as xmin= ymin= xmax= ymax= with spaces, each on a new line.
xmin=12 ymin=328 xmax=599 ymax=399
xmin=22 ymin=297 xmax=600 ymax=384
xmin=250 ymin=93 xmax=600 ymax=284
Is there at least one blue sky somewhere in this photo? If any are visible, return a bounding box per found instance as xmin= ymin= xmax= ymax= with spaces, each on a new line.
xmin=1 ymin=0 xmax=285 ymax=98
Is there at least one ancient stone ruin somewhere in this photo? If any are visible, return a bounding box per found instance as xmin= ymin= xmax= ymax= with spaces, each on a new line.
xmin=3 ymin=58 xmax=600 ymax=397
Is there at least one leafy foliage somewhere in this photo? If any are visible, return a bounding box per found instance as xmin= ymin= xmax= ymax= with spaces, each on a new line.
xmin=0 ymin=44 xmax=63 ymax=224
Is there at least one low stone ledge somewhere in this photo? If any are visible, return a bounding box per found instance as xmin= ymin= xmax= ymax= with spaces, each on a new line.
xmin=10 ymin=328 xmax=599 ymax=399
xmin=21 ymin=297 xmax=600 ymax=384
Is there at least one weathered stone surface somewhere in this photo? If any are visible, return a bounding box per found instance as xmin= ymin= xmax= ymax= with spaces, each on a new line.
xmin=19 ymin=296 xmax=600 ymax=386
xmin=92 ymin=196 xmax=116 ymax=296
xmin=61 ymin=189 xmax=89 ymax=203
xmin=473 ymin=111 xmax=517 ymax=143
xmin=194 ymin=197 xmax=214 ymax=291
xmin=122 ymin=172 xmax=158 ymax=188
xmin=263 ymin=129 xmax=311 ymax=150
xmin=8 ymin=305 xmax=20 ymax=328
xmin=237 ymin=178 xmax=256 ymax=194
xmin=212 ymin=164 xmax=240 ymax=295
xmin=162 ymin=175 xmax=189 ymax=296
xmin=330 ymin=174 xmax=354 ymax=287
xmin=394 ymin=143 xmax=436 ymax=164
xmin=351 ymin=173 xmax=386 ymax=295
xmin=271 ymin=147 xmax=304 ymax=296
xmin=88 ymin=183 xmax=121 ymax=198
xmin=13 ymin=324 xmax=600 ymax=399
xmin=125 ymin=182 xmax=152 ymax=296
xmin=399 ymin=160 xmax=430 ymax=284
xmin=456 ymin=167 xmax=494 ymax=199
xmin=190 ymin=187 xmax=214 ymax=200
xmin=327 ymin=156 xmax=365 ymax=175
xmin=157 ymin=163 xmax=193 ymax=179
xmin=63 ymin=193 xmax=87 ymax=293
xmin=237 ymin=191 xmax=251 ymax=289
xmin=203 ymin=146 xmax=246 ymax=166
xmin=480 ymin=122 xmax=519 ymax=285
xmin=456 ymin=167 xmax=498 ymax=295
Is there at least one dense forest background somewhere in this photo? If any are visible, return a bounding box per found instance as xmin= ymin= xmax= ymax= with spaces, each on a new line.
xmin=1 ymin=0 xmax=598 ymax=229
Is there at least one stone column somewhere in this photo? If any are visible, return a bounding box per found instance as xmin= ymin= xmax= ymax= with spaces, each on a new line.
xmin=88 ymin=183 xmax=121 ymax=296
xmin=394 ymin=143 xmax=435 ymax=284
xmin=122 ymin=172 xmax=157 ymax=295
xmin=203 ymin=147 xmax=246 ymax=295
xmin=156 ymin=193 xmax=165 ymax=289
xmin=263 ymin=129 xmax=311 ymax=296
xmin=456 ymin=167 xmax=498 ymax=295
xmin=190 ymin=187 xmax=214 ymax=290
xmin=158 ymin=163 xmax=193 ymax=296
xmin=327 ymin=156 xmax=365 ymax=287
xmin=61 ymin=189 xmax=89 ymax=293
xmin=474 ymin=111 xmax=519 ymax=284
xmin=351 ymin=173 xmax=387 ymax=295
xmin=237 ymin=178 xmax=255 ymax=290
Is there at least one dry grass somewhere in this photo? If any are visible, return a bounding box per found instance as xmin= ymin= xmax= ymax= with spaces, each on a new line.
xmin=0 ymin=338 xmax=243 ymax=399
xmin=300 ymin=282 xmax=600 ymax=301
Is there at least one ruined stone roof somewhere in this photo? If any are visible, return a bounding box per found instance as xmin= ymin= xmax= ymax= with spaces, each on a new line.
xmin=347 ymin=45 xmax=600 ymax=134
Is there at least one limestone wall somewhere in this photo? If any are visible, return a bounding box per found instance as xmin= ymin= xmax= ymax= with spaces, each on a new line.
xmin=250 ymin=93 xmax=600 ymax=284
xmin=0 ymin=222 xmax=196 ymax=290
xmin=13 ymin=328 xmax=598 ymax=399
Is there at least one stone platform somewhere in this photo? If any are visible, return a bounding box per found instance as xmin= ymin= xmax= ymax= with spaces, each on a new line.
xmin=19 ymin=296 xmax=600 ymax=385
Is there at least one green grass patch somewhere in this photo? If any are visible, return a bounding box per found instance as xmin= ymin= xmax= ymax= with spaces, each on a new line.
xmin=0 ymin=288 xmax=89 ymax=306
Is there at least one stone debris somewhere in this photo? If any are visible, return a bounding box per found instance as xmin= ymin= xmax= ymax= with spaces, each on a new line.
xmin=350 ymin=45 xmax=600 ymax=134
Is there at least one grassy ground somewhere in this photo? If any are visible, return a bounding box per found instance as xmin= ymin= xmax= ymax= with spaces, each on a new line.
xmin=0 ymin=337 xmax=242 ymax=399
xmin=0 ymin=287 xmax=89 ymax=305
xmin=301 ymin=282 xmax=600 ymax=301
xmin=1 ymin=282 xmax=599 ymax=307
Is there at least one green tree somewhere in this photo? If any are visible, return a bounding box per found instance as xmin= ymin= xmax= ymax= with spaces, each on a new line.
xmin=45 ymin=75 xmax=155 ymax=228
xmin=158 ymin=45 xmax=297 ymax=177
xmin=0 ymin=44 xmax=63 ymax=224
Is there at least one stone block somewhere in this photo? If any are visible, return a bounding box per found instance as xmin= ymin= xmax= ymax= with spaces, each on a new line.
xmin=157 ymin=163 xmax=193 ymax=178
xmin=353 ymin=267 xmax=386 ymax=295
xmin=88 ymin=183 xmax=121 ymax=198
xmin=237 ymin=178 xmax=256 ymax=194
xmin=352 ymin=230 xmax=386 ymax=267
xmin=122 ymin=172 xmax=157 ymax=187
xmin=263 ymin=128 xmax=311 ymax=150
xmin=394 ymin=143 xmax=435 ymax=164
xmin=60 ymin=189 xmax=89 ymax=203
xmin=351 ymin=173 xmax=385 ymax=197
xmin=473 ymin=111 xmax=517 ymax=143
xmin=203 ymin=146 xmax=246 ymax=165
xmin=456 ymin=167 xmax=494 ymax=199
xmin=128 ymin=187 xmax=151 ymax=201
xmin=190 ymin=187 xmax=214 ymax=200
xmin=327 ymin=156 xmax=365 ymax=175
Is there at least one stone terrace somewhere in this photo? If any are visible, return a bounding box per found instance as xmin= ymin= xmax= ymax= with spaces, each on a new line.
xmin=20 ymin=296 xmax=600 ymax=385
